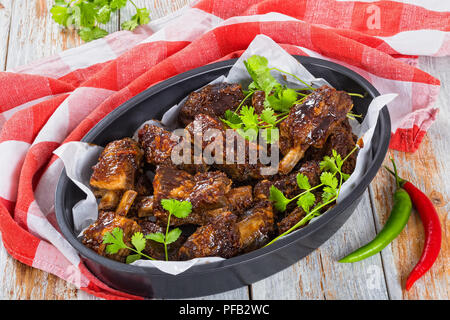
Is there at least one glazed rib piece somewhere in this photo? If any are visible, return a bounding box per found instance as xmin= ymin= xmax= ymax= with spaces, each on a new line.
xmin=138 ymin=123 xmax=183 ymax=167
xmin=253 ymin=161 xmax=321 ymax=203
xmin=178 ymin=201 xmax=275 ymax=260
xmin=226 ymin=186 xmax=253 ymax=215
xmin=139 ymin=220 xmax=186 ymax=261
xmin=82 ymin=211 xmax=140 ymax=262
xmin=179 ymin=83 xmax=245 ymax=126
xmin=90 ymin=138 xmax=143 ymax=192
xmin=251 ymin=90 xmax=266 ymax=113
xmin=178 ymin=210 xmax=241 ymax=260
xmin=135 ymin=195 xmax=154 ymax=217
xmin=277 ymin=207 xmax=306 ymax=235
xmin=152 ymin=166 xmax=232 ymax=226
xmin=186 ymin=113 xmax=266 ymax=182
xmin=305 ymin=118 xmax=358 ymax=175
xmin=278 ymin=85 xmax=353 ymax=174
xmin=115 ymin=190 xmax=138 ymax=216
xmin=138 ymin=122 xmax=209 ymax=173
xmin=237 ymin=200 xmax=274 ymax=252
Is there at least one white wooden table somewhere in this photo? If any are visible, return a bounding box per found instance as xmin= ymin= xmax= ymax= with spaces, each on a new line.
xmin=0 ymin=0 xmax=448 ymax=300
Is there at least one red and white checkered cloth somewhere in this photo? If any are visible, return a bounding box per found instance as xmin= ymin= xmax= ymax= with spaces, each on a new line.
xmin=0 ymin=0 xmax=448 ymax=300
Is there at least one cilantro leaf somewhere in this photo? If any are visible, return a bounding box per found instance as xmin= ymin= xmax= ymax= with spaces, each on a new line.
xmin=166 ymin=228 xmax=182 ymax=245
xmin=134 ymin=7 xmax=150 ymax=25
xmin=239 ymin=106 xmax=259 ymax=130
xmin=97 ymin=5 xmax=111 ymax=24
xmin=110 ymin=0 xmax=128 ymax=10
xmin=146 ymin=232 xmax=165 ymax=243
xmin=269 ymin=185 xmax=290 ymax=212
xmin=51 ymin=0 xmax=151 ymax=42
xmin=50 ymin=5 xmax=71 ymax=27
xmin=266 ymin=88 xmax=298 ymax=112
xmin=121 ymin=19 xmax=139 ymax=31
xmin=78 ymin=26 xmax=108 ymax=42
xmin=260 ymin=127 xmax=279 ymax=144
xmin=222 ymin=109 xmax=243 ymax=129
xmin=243 ymin=55 xmax=280 ymax=94
xmin=320 ymin=172 xmax=338 ymax=189
xmin=131 ymin=232 xmax=146 ymax=253
xmin=320 ymin=156 xmax=338 ymax=174
xmin=297 ymin=192 xmax=315 ymax=213
xmin=260 ymin=108 xmax=277 ymax=125
xmin=102 ymin=227 xmax=126 ymax=255
xmin=161 ymin=199 xmax=192 ymax=219
xmin=296 ymin=173 xmax=311 ymax=190
xmin=126 ymin=254 xmax=142 ymax=264
xmin=237 ymin=127 xmax=258 ymax=141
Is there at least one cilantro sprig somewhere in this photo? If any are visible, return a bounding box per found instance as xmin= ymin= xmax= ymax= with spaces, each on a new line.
xmin=102 ymin=227 xmax=155 ymax=264
xmin=102 ymin=199 xmax=192 ymax=262
xmin=267 ymin=146 xmax=359 ymax=246
xmin=51 ymin=0 xmax=151 ymax=42
xmin=146 ymin=199 xmax=192 ymax=261
xmin=221 ymin=55 xmax=316 ymax=144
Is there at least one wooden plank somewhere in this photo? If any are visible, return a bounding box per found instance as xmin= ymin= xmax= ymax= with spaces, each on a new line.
xmin=371 ymin=56 xmax=450 ymax=300
xmin=251 ymin=191 xmax=389 ymax=299
xmin=120 ymin=0 xmax=191 ymax=26
xmin=5 ymin=0 xmax=119 ymax=69
xmin=0 ymin=0 xmax=12 ymax=70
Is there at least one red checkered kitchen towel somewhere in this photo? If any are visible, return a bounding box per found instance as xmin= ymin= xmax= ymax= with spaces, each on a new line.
xmin=0 ymin=0 xmax=448 ymax=300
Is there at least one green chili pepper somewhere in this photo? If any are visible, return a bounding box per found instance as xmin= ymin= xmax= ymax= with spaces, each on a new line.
xmin=339 ymin=158 xmax=412 ymax=263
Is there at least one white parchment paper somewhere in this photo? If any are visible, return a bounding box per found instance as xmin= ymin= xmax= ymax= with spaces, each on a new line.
xmin=54 ymin=35 xmax=396 ymax=274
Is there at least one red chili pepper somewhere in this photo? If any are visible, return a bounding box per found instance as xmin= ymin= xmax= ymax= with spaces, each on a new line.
xmin=385 ymin=159 xmax=442 ymax=291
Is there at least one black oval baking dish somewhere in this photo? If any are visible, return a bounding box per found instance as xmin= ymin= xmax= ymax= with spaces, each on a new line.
xmin=55 ymin=56 xmax=391 ymax=299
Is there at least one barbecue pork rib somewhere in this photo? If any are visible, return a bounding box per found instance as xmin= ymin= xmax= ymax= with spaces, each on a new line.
xmin=179 ymin=83 xmax=245 ymax=126
xmin=178 ymin=209 xmax=241 ymax=260
xmin=178 ymin=200 xmax=275 ymax=259
xmin=278 ymin=85 xmax=353 ymax=174
xmin=152 ymin=166 xmax=232 ymax=226
xmin=82 ymin=211 xmax=141 ymax=262
xmin=304 ymin=118 xmax=358 ymax=175
xmin=90 ymin=138 xmax=143 ymax=192
xmin=186 ymin=113 xmax=267 ymax=182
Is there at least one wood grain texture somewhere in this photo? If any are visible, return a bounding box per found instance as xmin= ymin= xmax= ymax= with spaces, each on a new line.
xmin=0 ymin=0 xmax=448 ymax=300
xmin=370 ymin=56 xmax=450 ymax=300
xmin=5 ymin=0 xmax=118 ymax=70
xmin=0 ymin=0 xmax=12 ymax=70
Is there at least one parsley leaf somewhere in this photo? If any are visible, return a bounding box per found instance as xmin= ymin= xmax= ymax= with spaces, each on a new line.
xmin=102 ymin=227 xmax=155 ymax=263
xmin=166 ymin=228 xmax=182 ymax=245
xmin=296 ymin=173 xmax=311 ymax=190
xmin=269 ymin=185 xmax=290 ymax=212
xmin=243 ymin=55 xmax=280 ymax=94
xmin=103 ymin=227 xmax=126 ymax=255
xmin=126 ymin=254 xmax=142 ymax=264
xmin=51 ymin=0 xmax=151 ymax=42
xmin=320 ymin=172 xmax=338 ymax=190
xmin=146 ymin=232 xmax=165 ymax=243
xmin=131 ymin=232 xmax=146 ymax=253
xmin=147 ymin=199 xmax=192 ymax=260
xmin=265 ymin=87 xmax=298 ymax=112
xmin=50 ymin=5 xmax=70 ymax=27
xmin=161 ymin=199 xmax=192 ymax=219
xmin=297 ymin=192 xmax=315 ymax=213
xmin=260 ymin=108 xmax=277 ymax=126
xmin=121 ymin=19 xmax=139 ymax=31
xmin=78 ymin=26 xmax=108 ymax=42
